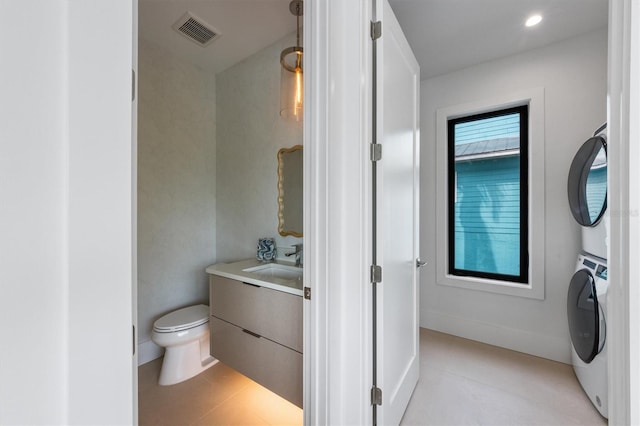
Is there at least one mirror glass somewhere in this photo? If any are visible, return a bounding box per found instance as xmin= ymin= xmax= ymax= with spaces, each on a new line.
xmin=567 ymin=136 xmax=607 ymax=226
xmin=585 ymin=145 xmax=607 ymax=223
xmin=278 ymin=145 xmax=303 ymax=237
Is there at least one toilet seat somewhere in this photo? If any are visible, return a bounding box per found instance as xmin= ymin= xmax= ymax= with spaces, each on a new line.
xmin=153 ymin=304 xmax=209 ymax=333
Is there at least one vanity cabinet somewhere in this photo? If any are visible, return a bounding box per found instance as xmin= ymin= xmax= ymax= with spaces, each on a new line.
xmin=209 ymin=275 xmax=302 ymax=407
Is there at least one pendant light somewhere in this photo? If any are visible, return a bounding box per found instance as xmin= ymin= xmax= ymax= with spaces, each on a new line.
xmin=280 ymin=0 xmax=303 ymax=120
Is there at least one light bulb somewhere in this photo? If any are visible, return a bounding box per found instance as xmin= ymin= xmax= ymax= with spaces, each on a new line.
xmin=525 ymin=14 xmax=542 ymax=27
xmin=295 ymin=69 xmax=303 ymax=115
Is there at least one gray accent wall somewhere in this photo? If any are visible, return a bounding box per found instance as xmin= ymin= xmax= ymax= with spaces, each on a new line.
xmin=137 ymin=38 xmax=217 ymax=351
xmin=137 ymin=32 xmax=302 ymax=363
xmin=216 ymin=33 xmax=303 ymax=263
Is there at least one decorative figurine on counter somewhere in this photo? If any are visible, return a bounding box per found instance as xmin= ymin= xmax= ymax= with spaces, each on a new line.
xmin=257 ymin=237 xmax=276 ymax=262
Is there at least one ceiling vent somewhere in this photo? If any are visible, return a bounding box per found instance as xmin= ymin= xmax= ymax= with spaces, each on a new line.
xmin=172 ymin=12 xmax=220 ymax=46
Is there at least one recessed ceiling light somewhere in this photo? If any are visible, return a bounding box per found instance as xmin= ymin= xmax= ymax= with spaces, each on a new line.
xmin=525 ymin=14 xmax=543 ymax=27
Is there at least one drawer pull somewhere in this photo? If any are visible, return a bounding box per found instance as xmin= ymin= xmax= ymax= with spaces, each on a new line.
xmin=243 ymin=282 xmax=261 ymax=288
xmin=242 ymin=329 xmax=261 ymax=339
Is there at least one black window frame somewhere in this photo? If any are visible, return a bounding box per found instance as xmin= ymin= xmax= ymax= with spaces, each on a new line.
xmin=447 ymin=105 xmax=529 ymax=284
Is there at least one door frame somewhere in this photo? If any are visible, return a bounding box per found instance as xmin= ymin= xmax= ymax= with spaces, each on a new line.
xmin=126 ymin=0 xmax=640 ymax=424
xmin=307 ymin=0 xmax=640 ymax=424
xmin=132 ymin=0 xmax=139 ymax=422
xmin=304 ymin=0 xmax=374 ymax=424
xmin=607 ymin=0 xmax=640 ymax=424
xmin=67 ymin=1 xmax=135 ymax=422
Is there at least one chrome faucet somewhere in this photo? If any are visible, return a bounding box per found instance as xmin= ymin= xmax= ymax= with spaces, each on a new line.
xmin=285 ymin=243 xmax=303 ymax=267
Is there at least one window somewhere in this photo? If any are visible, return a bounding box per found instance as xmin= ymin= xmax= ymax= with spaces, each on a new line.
xmin=447 ymin=106 xmax=529 ymax=284
xmin=436 ymin=88 xmax=544 ymax=299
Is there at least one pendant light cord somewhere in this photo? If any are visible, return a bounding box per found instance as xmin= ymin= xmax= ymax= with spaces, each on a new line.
xmin=296 ymin=4 xmax=301 ymax=48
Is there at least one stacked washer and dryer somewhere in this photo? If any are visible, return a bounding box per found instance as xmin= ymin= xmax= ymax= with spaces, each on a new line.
xmin=566 ymin=123 xmax=609 ymax=419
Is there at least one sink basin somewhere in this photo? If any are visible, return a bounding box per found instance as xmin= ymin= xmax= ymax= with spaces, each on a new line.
xmin=242 ymin=263 xmax=303 ymax=281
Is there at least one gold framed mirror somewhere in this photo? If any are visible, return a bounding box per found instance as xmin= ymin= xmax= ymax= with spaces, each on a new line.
xmin=277 ymin=145 xmax=303 ymax=237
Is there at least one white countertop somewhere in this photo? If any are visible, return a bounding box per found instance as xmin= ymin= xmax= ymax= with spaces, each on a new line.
xmin=206 ymin=259 xmax=304 ymax=297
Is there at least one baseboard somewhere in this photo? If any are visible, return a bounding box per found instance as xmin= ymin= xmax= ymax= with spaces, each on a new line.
xmin=422 ymin=309 xmax=571 ymax=364
xmin=138 ymin=339 xmax=164 ymax=366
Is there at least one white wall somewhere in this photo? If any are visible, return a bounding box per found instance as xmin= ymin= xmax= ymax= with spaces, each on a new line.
xmin=137 ymin=38 xmax=217 ymax=362
xmin=0 ymin=2 xmax=68 ymax=423
xmin=216 ymin=33 xmax=303 ymax=262
xmin=420 ymin=29 xmax=608 ymax=363
xmin=0 ymin=1 xmax=134 ymax=423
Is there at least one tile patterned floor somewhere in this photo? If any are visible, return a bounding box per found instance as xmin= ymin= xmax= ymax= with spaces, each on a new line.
xmin=138 ymin=328 xmax=607 ymax=425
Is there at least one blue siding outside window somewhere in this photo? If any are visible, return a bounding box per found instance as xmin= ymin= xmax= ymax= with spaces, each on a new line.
xmin=586 ymin=165 xmax=607 ymax=222
xmin=454 ymin=156 xmax=521 ymax=276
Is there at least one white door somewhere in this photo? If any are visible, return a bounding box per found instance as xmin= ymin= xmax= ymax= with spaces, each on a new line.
xmin=374 ymin=0 xmax=420 ymax=424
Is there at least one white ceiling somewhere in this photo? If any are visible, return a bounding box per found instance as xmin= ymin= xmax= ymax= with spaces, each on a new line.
xmin=139 ymin=0 xmax=298 ymax=74
xmin=139 ymin=0 xmax=608 ymax=78
xmin=387 ymin=0 xmax=608 ymax=79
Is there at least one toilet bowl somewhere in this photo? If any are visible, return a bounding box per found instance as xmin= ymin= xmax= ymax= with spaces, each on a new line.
xmin=151 ymin=304 xmax=218 ymax=385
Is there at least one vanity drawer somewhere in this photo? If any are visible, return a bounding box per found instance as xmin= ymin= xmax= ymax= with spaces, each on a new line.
xmin=210 ymin=316 xmax=302 ymax=408
xmin=210 ymin=275 xmax=302 ymax=352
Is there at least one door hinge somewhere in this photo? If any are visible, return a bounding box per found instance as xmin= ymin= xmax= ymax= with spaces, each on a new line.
xmin=371 ymin=386 xmax=383 ymax=406
xmin=370 ymin=143 xmax=382 ymax=162
xmin=132 ymin=325 xmax=136 ymax=356
xmin=304 ymin=286 xmax=311 ymax=300
xmin=132 ymin=69 xmax=136 ymax=102
xmin=371 ymin=265 xmax=382 ymax=284
xmin=371 ymin=21 xmax=382 ymax=40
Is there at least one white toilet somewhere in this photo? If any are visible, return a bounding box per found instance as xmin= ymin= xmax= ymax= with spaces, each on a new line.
xmin=151 ymin=304 xmax=217 ymax=385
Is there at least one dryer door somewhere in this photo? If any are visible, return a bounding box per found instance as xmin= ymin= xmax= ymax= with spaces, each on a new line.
xmin=567 ymin=136 xmax=607 ymax=226
xmin=567 ymin=269 xmax=600 ymax=363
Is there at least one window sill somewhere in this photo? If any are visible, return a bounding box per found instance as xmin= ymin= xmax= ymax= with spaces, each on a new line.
xmin=436 ymin=272 xmax=544 ymax=300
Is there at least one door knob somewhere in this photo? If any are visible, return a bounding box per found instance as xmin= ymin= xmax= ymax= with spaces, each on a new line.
xmin=416 ymin=258 xmax=427 ymax=268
